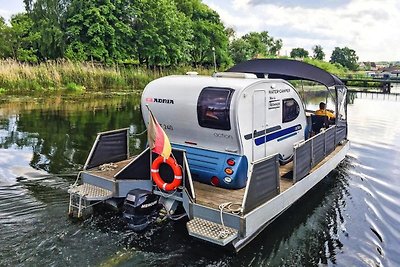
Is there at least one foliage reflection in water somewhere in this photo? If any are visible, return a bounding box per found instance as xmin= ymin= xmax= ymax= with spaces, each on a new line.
xmin=0 ymin=92 xmax=399 ymax=266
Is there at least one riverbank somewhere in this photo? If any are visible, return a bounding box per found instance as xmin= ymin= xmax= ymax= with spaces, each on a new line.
xmin=0 ymin=60 xmax=211 ymax=94
xmin=0 ymin=58 xmax=359 ymax=95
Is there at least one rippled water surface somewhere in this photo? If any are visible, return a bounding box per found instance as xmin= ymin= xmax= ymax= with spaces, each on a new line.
xmin=0 ymin=93 xmax=399 ymax=266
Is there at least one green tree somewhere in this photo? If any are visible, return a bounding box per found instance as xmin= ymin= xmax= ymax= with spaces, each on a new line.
xmin=0 ymin=17 xmax=13 ymax=58
xmin=9 ymin=13 xmax=40 ymax=62
xmin=259 ymin=31 xmax=282 ymax=56
xmin=27 ymin=0 xmax=68 ymax=60
xmin=312 ymin=45 xmax=325 ymax=60
xmin=134 ymin=0 xmax=192 ymax=66
xmin=229 ymin=38 xmax=252 ymax=64
xmin=330 ymin=47 xmax=359 ymax=71
xmin=242 ymin=31 xmax=282 ymax=57
xmin=290 ymin=47 xmax=309 ymax=58
xmin=23 ymin=0 xmax=34 ymax=12
xmin=269 ymin=38 xmax=282 ymax=56
xmin=242 ymin=32 xmax=266 ymax=58
xmin=65 ymin=0 xmax=136 ymax=63
xmin=175 ymin=0 xmax=231 ymax=67
xmin=228 ymin=31 xmax=282 ymax=64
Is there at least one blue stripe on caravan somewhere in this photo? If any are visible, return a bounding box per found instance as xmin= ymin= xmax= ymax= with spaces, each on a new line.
xmin=255 ymin=124 xmax=301 ymax=146
xmin=277 ymin=132 xmax=297 ymax=142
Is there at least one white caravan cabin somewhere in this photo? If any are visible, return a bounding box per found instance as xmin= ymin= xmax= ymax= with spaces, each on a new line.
xmin=141 ymin=72 xmax=307 ymax=189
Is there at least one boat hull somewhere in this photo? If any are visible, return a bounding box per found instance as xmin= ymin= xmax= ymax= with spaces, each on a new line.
xmin=232 ymin=140 xmax=350 ymax=252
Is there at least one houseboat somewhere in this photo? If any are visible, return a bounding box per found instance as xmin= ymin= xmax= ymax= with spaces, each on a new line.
xmin=68 ymin=59 xmax=349 ymax=251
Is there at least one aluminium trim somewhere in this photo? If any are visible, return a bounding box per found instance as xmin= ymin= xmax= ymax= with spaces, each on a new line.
xmin=83 ymin=134 xmax=100 ymax=170
xmin=240 ymin=163 xmax=254 ymax=213
xmin=126 ymin=130 xmax=129 ymax=161
xmin=96 ymin=127 xmax=130 ymax=135
xmin=293 ymin=145 xmax=298 ymax=183
xmin=183 ymin=151 xmax=196 ymax=201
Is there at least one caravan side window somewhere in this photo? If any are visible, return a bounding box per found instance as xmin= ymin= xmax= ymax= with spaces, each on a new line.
xmin=197 ymin=87 xmax=234 ymax=130
xmin=282 ymin=98 xmax=300 ymax=123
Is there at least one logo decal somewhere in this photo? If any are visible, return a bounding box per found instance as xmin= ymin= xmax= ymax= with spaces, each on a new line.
xmin=146 ymin=97 xmax=174 ymax=104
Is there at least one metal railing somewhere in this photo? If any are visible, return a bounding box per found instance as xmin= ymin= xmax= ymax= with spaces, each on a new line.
xmin=293 ymin=125 xmax=345 ymax=183
xmin=241 ymin=154 xmax=280 ymax=214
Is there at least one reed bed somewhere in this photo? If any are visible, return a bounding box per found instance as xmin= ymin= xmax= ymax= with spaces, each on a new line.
xmin=0 ymin=60 xmax=211 ymax=94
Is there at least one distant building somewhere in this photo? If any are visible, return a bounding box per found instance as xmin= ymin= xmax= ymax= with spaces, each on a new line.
xmin=381 ymin=66 xmax=400 ymax=78
xmin=359 ymin=61 xmax=378 ymax=71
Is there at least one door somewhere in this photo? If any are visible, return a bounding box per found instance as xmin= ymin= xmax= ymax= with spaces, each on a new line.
xmin=252 ymin=89 xmax=267 ymax=162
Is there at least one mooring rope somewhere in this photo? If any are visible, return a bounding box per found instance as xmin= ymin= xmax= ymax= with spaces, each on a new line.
xmin=218 ymin=202 xmax=242 ymax=239
xmin=98 ymin=163 xmax=118 ymax=171
xmin=130 ymin=128 xmax=147 ymax=137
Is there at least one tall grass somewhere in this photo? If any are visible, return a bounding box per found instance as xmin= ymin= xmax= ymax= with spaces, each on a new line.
xmin=0 ymin=60 xmax=212 ymax=93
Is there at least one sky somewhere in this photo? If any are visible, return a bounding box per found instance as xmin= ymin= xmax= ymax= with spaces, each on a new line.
xmin=0 ymin=1 xmax=24 ymax=22
xmin=203 ymin=0 xmax=399 ymax=62
xmin=0 ymin=0 xmax=398 ymax=62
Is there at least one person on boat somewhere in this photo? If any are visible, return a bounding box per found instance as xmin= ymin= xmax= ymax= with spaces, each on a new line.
xmin=315 ymin=102 xmax=335 ymax=120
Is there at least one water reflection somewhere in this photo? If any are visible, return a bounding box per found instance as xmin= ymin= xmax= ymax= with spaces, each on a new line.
xmin=0 ymin=94 xmax=146 ymax=175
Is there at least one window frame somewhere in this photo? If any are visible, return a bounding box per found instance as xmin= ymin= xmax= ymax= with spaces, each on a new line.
xmin=282 ymin=98 xmax=300 ymax=123
xmin=197 ymin=87 xmax=235 ymax=130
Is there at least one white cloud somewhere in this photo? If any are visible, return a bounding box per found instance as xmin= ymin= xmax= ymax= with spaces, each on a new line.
xmin=204 ymin=0 xmax=400 ymax=61
xmin=0 ymin=1 xmax=25 ymax=22
xmin=0 ymin=9 xmax=13 ymax=21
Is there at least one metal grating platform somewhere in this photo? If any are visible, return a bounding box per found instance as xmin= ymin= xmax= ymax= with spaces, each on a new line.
xmin=187 ymin=217 xmax=238 ymax=246
xmin=68 ymin=183 xmax=112 ymax=201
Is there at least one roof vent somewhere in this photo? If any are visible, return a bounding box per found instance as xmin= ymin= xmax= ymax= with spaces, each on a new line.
xmin=214 ymin=72 xmax=258 ymax=79
xmin=186 ymin=71 xmax=198 ymax=76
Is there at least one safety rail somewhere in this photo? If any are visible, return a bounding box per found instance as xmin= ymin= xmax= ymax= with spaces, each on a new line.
xmin=241 ymin=154 xmax=280 ymax=214
xmin=84 ymin=128 xmax=129 ymax=170
xmin=293 ymin=125 xmax=346 ymax=183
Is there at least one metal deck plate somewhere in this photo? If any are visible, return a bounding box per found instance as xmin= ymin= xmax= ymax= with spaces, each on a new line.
xmin=187 ymin=217 xmax=238 ymax=246
xmin=68 ymin=184 xmax=112 ymax=201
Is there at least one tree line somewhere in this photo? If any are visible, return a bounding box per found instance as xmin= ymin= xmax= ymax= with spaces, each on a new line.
xmin=0 ymin=0 xmax=358 ymax=71
xmin=290 ymin=45 xmax=359 ymax=71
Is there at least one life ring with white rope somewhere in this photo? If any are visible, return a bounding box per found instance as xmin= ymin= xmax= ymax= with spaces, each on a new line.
xmin=151 ymin=156 xmax=182 ymax=191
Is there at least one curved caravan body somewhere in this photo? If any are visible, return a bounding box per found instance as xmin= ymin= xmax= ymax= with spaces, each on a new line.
xmin=141 ymin=74 xmax=306 ymax=189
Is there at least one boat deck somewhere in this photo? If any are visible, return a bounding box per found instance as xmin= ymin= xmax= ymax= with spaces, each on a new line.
xmin=81 ymin=142 xmax=345 ymax=212
xmin=193 ymin=162 xmax=295 ymax=211
xmin=84 ymin=159 xmax=133 ymax=180
xmin=193 ymin=181 xmax=246 ymax=209
xmin=193 ymin=143 xmax=346 ymax=211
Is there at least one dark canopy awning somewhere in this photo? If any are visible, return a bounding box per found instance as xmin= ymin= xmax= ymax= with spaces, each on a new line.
xmin=227 ymin=58 xmax=344 ymax=87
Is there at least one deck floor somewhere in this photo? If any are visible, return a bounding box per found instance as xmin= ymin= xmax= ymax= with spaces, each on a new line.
xmin=193 ymin=181 xmax=246 ymax=210
xmin=193 ymin=162 xmax=295 ymax=210
xmin=82 ymin=142 xmax=346 ymax=212
xmin=192 ymin=142 xmax=347 ymax=211
xmin=84 ymin=159 xmax=133 ymax=180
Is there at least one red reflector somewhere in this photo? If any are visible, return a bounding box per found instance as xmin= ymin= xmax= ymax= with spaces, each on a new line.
xmin=225 ymin=168 xmax=234 ymax=175
xmin=227 ymin=158 xmax=235 ymax=166
xmin=211 ymin=176 xmax=219 ymax=186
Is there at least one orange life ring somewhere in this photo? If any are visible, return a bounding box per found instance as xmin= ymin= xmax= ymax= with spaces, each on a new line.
xmin=151 ymin=156 xmax=182 ymax=191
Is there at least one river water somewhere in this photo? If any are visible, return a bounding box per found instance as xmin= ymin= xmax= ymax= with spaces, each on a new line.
xmin=0 ymin=93 xmax=399 ymax=266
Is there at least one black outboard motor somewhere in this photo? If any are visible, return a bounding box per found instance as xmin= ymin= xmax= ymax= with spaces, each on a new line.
xmin=122 ymin=189 xmax=160 ymax=231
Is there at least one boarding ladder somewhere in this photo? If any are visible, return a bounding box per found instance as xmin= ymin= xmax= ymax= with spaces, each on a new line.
xmin=187 ymin=217 xmax=238 ymax=246
xmin=68 ymin=174 xmax=113 ymax=218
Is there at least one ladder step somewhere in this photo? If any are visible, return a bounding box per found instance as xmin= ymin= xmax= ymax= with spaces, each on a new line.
xmin=187 ymin=217 xmax=238 ymax=246
xmin=68 ymin=183 xmax=112 ymax=201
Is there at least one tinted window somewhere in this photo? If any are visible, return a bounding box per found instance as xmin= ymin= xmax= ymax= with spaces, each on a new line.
xmin=282 ymin=98 xmax=300 ymax=123
xmin=197 ymin=87 xmax=234 ymax=130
